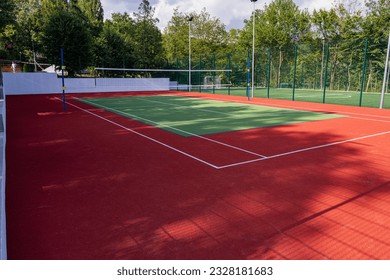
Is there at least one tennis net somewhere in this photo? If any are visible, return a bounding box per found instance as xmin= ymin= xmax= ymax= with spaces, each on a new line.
xmin=94 ymin=67 xmax=232 ymax=92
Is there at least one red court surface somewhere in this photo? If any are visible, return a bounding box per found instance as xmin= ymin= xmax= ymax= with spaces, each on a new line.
xmin=5 ymin=92 xmax=390 ymax=260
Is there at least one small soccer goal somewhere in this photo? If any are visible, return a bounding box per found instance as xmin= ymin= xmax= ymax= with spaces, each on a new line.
xmin=203 ymin=75 xmax=222 ymax=89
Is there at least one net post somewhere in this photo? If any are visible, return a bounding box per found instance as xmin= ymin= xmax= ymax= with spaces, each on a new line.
xmin=213 ymin=54 xmax=216 ymax=94
xmin=94 ymin=67 xmax=97 ymax=87
xmin=359 ymin=38 xmax=369 ymax=107
xmin=380 ymin=31 xmax=390 ymax=109
xmin=322 ymin=43 xmax=329 ymax=103
xmin=292 ymin=44 xmax=298 ymax=101
xmin=188 ymin=17 xmax=192 ymax=92
xmin=267 ymin=48 xmax=271 ymax=98
xmin=227 ymin=53 xmax=231 ymax=95
xmin=198 ymin=56 xmax=202 ymax=92
xmin=175 ymin=58 xmax=179 ymax=91
xmin=60 ymin=48 xmax=66 ymax=112
xmin=247 ymin=52 xmax=251 ymax=101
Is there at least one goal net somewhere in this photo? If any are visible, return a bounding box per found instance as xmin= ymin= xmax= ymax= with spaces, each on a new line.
xmin=203 ymin=76 xmax=222 ymax=89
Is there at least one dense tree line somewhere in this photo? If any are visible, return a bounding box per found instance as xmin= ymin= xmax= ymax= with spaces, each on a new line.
xmin=0 ymin=0 xmax=389 ymax=90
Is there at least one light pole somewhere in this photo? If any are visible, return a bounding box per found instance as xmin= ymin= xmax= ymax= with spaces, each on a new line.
xmin=380 ymin=31 xmax=390 ymax=109
xmin=188 ymin=16 xmax=193 ymax=92
xmin=250 ymin=0 xmax=257 ymax=98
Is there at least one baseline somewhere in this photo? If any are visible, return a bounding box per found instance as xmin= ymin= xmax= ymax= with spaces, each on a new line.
xmin=177 ymin=92 xmax=390 ymax=122
xmin=218 ymin=130 xmax=390 ymax=169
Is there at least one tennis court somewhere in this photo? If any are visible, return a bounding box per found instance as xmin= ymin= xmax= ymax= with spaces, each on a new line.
xmin=5 ymin=90 xmax=390 ymax=259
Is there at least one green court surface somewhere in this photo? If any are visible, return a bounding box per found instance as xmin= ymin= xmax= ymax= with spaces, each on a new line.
xmin=79 ymin=95 xmax=343 ymax=137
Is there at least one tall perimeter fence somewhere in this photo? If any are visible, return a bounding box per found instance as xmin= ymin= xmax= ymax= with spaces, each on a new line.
xmin=97 ymin=38 xmax=390 ymax=109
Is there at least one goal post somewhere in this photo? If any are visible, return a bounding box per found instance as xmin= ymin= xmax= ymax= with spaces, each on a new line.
xmin=203 ymin=76 xmax=222 ymax=89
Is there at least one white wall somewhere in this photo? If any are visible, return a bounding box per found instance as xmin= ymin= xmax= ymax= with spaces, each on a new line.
xmin=65 ymin=77 xmax=170 ymax=92
xmin=3 ymin=73 xmax=170 ymax=95
xmin=4 ymin=73 xmax=60 ymax=95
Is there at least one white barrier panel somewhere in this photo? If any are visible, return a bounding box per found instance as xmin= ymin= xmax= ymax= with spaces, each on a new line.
xmin=3 ymin=73 xmax=170 ymax=95
xmin=3 ymin=73 xmax=60 ymax=95
xmin=65 ymin=78 xmax=170 ymax=92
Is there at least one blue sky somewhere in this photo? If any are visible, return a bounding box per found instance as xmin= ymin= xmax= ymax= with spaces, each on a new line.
xmin=100 ymin=0 xmax=365 ymax=30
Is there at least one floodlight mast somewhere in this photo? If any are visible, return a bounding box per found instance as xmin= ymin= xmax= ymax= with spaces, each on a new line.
xmin=188 ymin=16 xmax=194 ymax=92
xmin=250 ymin=0 xmax=257 ymax=98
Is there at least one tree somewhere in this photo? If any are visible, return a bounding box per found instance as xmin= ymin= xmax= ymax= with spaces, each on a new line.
xmin=163 ymin=8 xmax=190 ymax=61
xmin=0 ymin=0 xmax=15 ymax=31
xmin=362 ymin=0 xmax=390 ymax=92
xmin=42 ymin=5 xmax=91 ymax=74
xmin=8 ymin=0 xmax=44 ymax=64
xmin=163 ymin=8 xmax=228 ymax=62
xmin=77 ymin=0 xmax=104 ymax=35
xmin=256 ymin=0 xmax=310 ymax=87
xmin=0 ymin=0 xmax=16 ymax=59
xmin=312 ymin=8 xmax=343 ymax=45
xmin=133 ymin=0 xmax=163 ymax=68
xmin=94 ymin=24 xmax=128 ymax=69
xmin=94 ymin=13 xmax=136 ymax=69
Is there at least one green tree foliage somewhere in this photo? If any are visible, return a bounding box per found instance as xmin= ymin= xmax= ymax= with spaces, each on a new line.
xmin=362 ymin=0 xmax=390 ymax=91
xmin=0 ymin=0 xmax=15 ymax=31
xmin=42 ymin=4 xmax=91 ymax=74
xmin=7 ymin=0 xmax=44 ymax=62
xmin=245 ymin=0 xmax=311 ymax=87
xmin=77 ymin=0 xmax=104 ymax=34
xmin=163 ymin=8 xmax=228 ymax=62
xmin=94 ymin=13 xmax=136 ymax=69
xmin=312 ymin=8 xmax=341 ymax=43
xmin=0 ymin=0 xmax=16 ymax=59
xmin=94 ymin=24 xmax=127 ymax=69
xmin=163 ymin=8 xmax=191 ymax=61
xmin=133 ymin=0 xmax=163 ymax=68
xmin=251 ymin=0 xmax=311 ymax=48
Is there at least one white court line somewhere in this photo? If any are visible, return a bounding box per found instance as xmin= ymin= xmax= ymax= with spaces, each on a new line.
xmin=76 ymin=97 xmax=267 ymax=158
xmin=217 ymin=130 xmax=390 ymax=169
xmin=62 ymin=99 xmax=221 ymax=169
xmin=183 ymin=94 xmax=390 ymax=122
xmin=59 ymin=96 xmax=390 ymax=170
xmin=133 ymin=96 xmax=233 ymax=116
xmin=347 ymin=116 xmax=390 ymax=123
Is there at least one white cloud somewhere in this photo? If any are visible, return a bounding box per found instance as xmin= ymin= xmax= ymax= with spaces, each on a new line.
xmin=299 ymin=0 xmax=340 ymax=12
xmin=101 ymin=0 xmax=257 ymax=30
xmin=154 ymin=0 xmax=255 ymax=30
xmin=101 ymin=0 xmax=365 ymax=30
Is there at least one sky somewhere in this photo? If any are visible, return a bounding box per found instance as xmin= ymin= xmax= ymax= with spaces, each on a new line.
xmin=100 ymin=0 xmax=365 ymax=31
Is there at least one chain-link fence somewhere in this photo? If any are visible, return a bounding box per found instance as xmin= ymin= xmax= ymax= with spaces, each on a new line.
xmin=94 ymin=38 xmax=390 ymax=109
xmin=161 ymin=39 xmax=389 ymax=109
